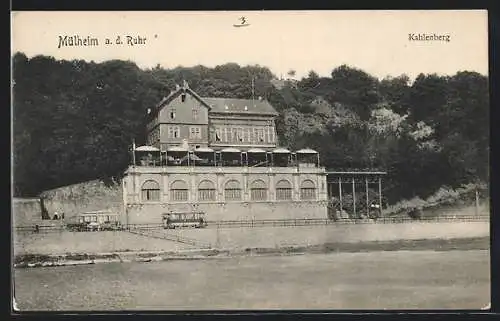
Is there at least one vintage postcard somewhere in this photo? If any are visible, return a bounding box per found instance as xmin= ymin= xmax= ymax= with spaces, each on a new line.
xmin=11 ymin=10 xmax=490 ymax=311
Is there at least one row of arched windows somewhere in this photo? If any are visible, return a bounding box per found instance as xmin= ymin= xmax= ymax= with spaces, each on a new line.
xmin=140 ymin=178 xmax=317 ymax=202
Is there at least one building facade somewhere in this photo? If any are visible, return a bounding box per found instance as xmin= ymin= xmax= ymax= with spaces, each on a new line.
xmin=145 ymin=81 xmax=278 ymax=151
xmin=123 ymin=81 xmax=328 ymax=224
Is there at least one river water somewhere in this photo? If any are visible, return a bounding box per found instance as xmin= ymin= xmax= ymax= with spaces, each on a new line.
xmin=14 ymin=250 xmax=489 ymax=311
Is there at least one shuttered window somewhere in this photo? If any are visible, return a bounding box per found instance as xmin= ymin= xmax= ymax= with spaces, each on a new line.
xmin=300 ymin=180 xmax=316 ymax=200
xmin=225 ymin=180 xmax=242 ymax=201
xmin=198 ymin=180 xmax=216 ymax=201
xmin=141 ymin=180 xmax=160 ymax=201
xmin=276 ymin=179 xmax=293 ymax=200
xmin=250 ymin=179 xmax=268 ymax=201
xmin=170 ymin=180 xmax=188 ymax=201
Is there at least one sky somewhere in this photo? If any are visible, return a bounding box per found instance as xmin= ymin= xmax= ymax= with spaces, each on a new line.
xmin=11 ymin=10 xmax=488 ymax=80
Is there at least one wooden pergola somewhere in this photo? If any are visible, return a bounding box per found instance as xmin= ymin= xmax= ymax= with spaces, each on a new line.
xmin=326 ymin=171 xmax=387 ymax=218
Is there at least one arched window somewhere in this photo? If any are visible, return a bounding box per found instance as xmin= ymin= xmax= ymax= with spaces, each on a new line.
xmin=250 ymin=179 xmax=267 ymax=201
xmin=224 ymin=180 xmax=242 ymax=201
xmin=276 ymin=179 xmax=293 ymax=200
xmin=198 ymin=180 xmax=216 ymax=201
xmin=170 ymin=180 xmax=188 ymax=201
xmin=141 ymin=180 xmax=160 ymax=201
xmin=300 ymin=180 xmax=316 ymax=200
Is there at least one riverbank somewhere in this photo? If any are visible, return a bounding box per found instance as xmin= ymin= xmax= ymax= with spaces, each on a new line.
xmin=14 ymin=236 xmax=489 ymax=269
xmin=14 ymin=249 xmax=490 ymax=310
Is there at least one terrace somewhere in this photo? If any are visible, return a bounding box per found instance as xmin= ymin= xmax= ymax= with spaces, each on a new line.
xmin=131 ymin=145 xmax=322 ymax=169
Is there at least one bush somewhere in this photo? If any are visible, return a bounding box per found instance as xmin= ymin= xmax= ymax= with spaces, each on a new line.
xmin=385 ymin=183 xmax=489 ymax=218
xmin=407 ymin=208 xmax=423 ymax=220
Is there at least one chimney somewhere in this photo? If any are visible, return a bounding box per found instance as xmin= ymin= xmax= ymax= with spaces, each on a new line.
xmin=175 ymin=84 xmax=180 ymax=90
xmin=183 ymin=80 xmax=189 ymax=89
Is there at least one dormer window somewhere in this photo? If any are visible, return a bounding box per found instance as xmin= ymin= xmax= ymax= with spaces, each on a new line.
xmin=181 ymin=94 xmax=186 ymax=102
xmin=170 ymin=109 xmax=176 ymax=119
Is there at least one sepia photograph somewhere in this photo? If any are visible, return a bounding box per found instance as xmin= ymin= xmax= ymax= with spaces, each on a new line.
xmin=11 ymin=10 xmax=490 ymax=311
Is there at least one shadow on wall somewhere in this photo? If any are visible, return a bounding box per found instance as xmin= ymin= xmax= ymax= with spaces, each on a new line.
xmin=39 ymin=180 xmax=124 ymax=219
xmin=13 ymin=198 xmax=44 ymax=227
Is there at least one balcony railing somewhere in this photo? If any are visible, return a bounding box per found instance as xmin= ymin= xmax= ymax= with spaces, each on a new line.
xmin=132 ymin=148 xmax=321 ymax=169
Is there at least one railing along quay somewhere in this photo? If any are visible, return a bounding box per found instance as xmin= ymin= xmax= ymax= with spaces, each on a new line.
xmin=14 ymin=225 xmax=65 ymax=234
xmin=204 ymin=215 xmax=489 ymax=229
xmin=14 ymin=215 xmax=489 ymax=234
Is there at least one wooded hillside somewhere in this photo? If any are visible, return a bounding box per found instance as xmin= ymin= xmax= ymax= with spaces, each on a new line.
xmin=12 ymin=52 xmax=489 ymax=203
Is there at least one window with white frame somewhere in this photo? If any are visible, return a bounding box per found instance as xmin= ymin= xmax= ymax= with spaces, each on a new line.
xmin=237 ymin=128 xmax=244 ymax=142
xmin=168 ymin=126 xmax=180 ymax=138
xmin=141 ymin=180 xmax=161 ymax=201
xmin=276 ymin=179 xmax=293 ymax=200
xmin=300 ymin=180 xmax=316 ymax=200
xmin=198 ymin=180 xmax=216 ymax=201
xmin=224 ymin=180 xmax=242 ymax=201
xmin=230 ymin=128 xmax=237 ymax=142
xmin=170 ymin=180 xmax=188 ymax=201
xmin=258 ymin=128 xmax=265 ymax=143
xmin=215 ymin=128 xmax=222 ymax=142
xmin=170 ymin=109 xmax=176 ymax=119
xmin=250 ymin=179 xmax=268 ymax=201
xmin=189 ymin=126 xmax=202 ymax=139
xmin=253 ymin=128 xmax=265 ymax=143
xmin=192 ymin=109 xmax=198 ymax=121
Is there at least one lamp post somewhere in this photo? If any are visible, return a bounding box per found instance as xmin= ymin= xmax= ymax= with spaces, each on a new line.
xmin=338 ymin=176 xmax=343 ymax=215
xmin=378 ymin=176 xmax=383 ymax=217
xmin=365 ymin=176 xmax=369 ymax=218
xmin=352 ymin=177 xmax=356 ymax=218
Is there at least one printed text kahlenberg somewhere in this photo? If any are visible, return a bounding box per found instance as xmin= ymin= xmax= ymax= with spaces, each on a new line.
xmin=408 ymin=33 xmax=451 ymax=42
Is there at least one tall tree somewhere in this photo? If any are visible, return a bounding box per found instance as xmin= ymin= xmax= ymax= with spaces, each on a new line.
xmin=407 ymin=73 xmax=449 ymax=124
xmin=330 ymin=65 xmax=381 ymax=120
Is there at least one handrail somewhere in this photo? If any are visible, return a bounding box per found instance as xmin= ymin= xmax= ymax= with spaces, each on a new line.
xmin=202 ymin=215 xmax=489 ymax=228
xmin=14 ymin=215 xmax=489 ymax=233
xmin=161 ymin=211 xmax=206 ymax=216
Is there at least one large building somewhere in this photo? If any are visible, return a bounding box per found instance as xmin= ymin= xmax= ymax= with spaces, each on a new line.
xmin=122 ymin=81 xmax=328 ymax=225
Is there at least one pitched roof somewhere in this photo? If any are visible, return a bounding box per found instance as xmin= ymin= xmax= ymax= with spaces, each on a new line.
xmin=149 ymin=83 xmax=211 ymax=119
xmin=160 ymin=86 xmax=210 ymax=110
xmin=201 ymin=97 xmax=278 ymax=116
xmin=149 ymin=82 xmax=278 ymax=119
